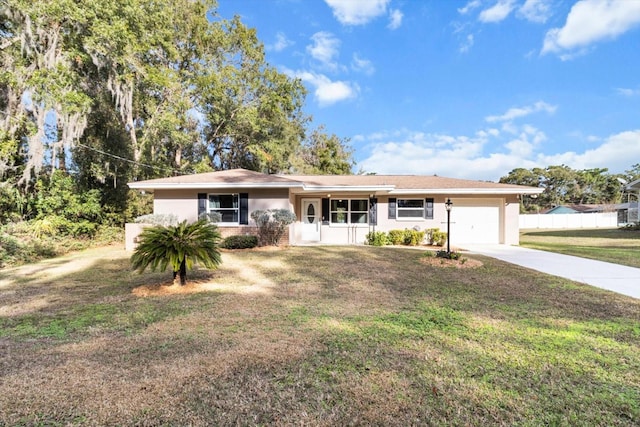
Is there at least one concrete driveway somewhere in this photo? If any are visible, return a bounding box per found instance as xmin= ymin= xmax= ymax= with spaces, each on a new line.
xmin=464 ymin=245 xmax=640 ymax=299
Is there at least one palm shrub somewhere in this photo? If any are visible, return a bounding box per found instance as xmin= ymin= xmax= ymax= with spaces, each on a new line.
xmin=130 ymin=219 xmax=222 ymax=286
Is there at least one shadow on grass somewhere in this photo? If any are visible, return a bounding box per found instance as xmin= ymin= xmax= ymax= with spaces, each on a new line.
xmin=2 ymin=245 xmax=640 ymax=425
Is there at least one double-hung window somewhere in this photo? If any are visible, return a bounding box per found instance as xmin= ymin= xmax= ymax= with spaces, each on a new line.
xmin=330 ymin=199 xmax=368 ymax=224
xmin=209 ymin=194 xmax=239 ymax=224
xmin=389 ymin=197 xmax=434 ymax=220
xmin=397 ymin=199 xmax=425 ymax=218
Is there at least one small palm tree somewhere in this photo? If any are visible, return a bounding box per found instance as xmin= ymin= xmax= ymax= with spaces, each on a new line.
xmin=131 ymin=219 xmax=222 ymax=285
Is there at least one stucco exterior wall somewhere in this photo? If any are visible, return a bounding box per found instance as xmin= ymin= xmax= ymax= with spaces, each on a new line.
xmin=504 ymin=196 xmax=521 ymax=245
xmin=290 ymin=193 xmax=520 ymax=246
xmin=153 ymin=188 xmax=292 ymax=223
xmin=146 ymin=189 xmax=521 ymax=246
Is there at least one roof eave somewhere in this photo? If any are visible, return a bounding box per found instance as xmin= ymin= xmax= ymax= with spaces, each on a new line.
xmin=128 ymin=182 xmax=304 ymax=190
xmin=296 ymin=185 xmax=396 ymax=193
xmin=387 ymin=187 xmax=544 ymax=195
xmin=626 ymin=178 xmax=640 ymax=190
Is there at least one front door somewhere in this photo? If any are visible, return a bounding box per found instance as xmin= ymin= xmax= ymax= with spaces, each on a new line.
xmin=301 ymin=199 xmax=321 ymax=242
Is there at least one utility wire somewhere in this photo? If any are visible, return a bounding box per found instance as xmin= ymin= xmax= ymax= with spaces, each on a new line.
xmin=75 ymin=142 xmax=181 ymax=175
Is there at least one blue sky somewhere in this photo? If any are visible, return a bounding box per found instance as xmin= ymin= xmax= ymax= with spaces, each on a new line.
xmin=216 ymin=0 xmax=640 ymax=181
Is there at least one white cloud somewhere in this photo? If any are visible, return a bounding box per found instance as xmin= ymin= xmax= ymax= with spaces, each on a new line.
xmin=290 ymin=70 xmax=359 ymax=106
xmin=388 ymin=9 xmax=403 ymax=30
xmin=518 ymin=0 xmax=552 ymax=23
xmin=616 ymin=87 xmax=640 ymax=97
xmin=357 ymin=126 xmax=640 ymax=180
xmin=537 ymin=130 xmax=640 ymax=172
xmin=459 ymin=34 xmax=475 ymax=53
xmin=351 ymin=53 xmax=375 ymax=75
xmin=479 ymin=0 xmax=516 ymax=23
xmin=268 ymin=32 xmax=293 ymax=52
xmin=542 ymin=0 xmax=640 ymax=56
xmin=459 ymin=0 xmax=481 ymax=15
xmin=307 ymin=32 xmax=341 ymax=70
xmin=359 ymin=130 xmax=512 ymax=180
xmin=324 ymin=0 xmax=390 ymax=25
xmin=485 ymin=101 xmax=557 ymax=123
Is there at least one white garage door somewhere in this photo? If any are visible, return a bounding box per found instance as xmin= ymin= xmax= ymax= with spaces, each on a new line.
xmin=448 ymin=199 xmax=501 ymax=245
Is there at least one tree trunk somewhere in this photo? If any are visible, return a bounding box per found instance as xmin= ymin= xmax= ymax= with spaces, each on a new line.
xmin=179 ymin=258 xmax=187 ymax=286
xmin=172 ymin=270 xmax=179 ymax=286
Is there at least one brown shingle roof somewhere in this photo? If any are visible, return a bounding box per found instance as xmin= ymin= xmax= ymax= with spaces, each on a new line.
xmin=129 ymin=168 xmax=542 ymax=194
xmin=129 ymin=168 xmax=302 ymax=187
xmin=285 ymin=174 xmax=531 ymax=191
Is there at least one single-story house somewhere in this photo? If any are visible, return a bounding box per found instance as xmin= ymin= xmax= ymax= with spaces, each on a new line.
xmin=126 ymin=168 xmax=543 ymax=248
xmin=619 ymin=179 xmax=640 ymax=225
xmin=617 ymin=202 xmax=639 ymax=225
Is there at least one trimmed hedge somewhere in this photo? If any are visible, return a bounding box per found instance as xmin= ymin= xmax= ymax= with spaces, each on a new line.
xmin=220 ymin=235 xmax=259 ymax=249
xmin=365 ymin=229 xmax=429 ymax=247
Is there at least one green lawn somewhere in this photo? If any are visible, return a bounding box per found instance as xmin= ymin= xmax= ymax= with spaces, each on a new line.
xmin=520 ymin=228 xmax=640 ymax=268
xmin=1 ymin=245 xmax=639 ymax=425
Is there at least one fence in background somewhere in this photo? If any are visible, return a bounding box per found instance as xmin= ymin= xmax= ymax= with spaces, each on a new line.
xmin=519 ymin=212 xmax=618 ymax=229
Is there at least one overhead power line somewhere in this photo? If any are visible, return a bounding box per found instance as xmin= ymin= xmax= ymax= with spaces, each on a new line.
xmin=75 ymin=142 xmax=179 ymax=174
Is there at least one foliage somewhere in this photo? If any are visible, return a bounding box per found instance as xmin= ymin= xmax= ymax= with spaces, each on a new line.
xmin=427 ymin=228 xmax=447 ymax=246
xmin=33 ymin=171 xmax=102 ymax=224
xmin=0 ymin=0 xmax=345 ymax=231
xmin=402 ymin=229 xmax=426 ymax=246
xmin=0 ymin=233 xmax=22 ymax=267
xmin=130 ymin=219 xmax=222 ymax=285
xmin=621 ymin=222 xmax=640 ymax=231
xmin=365 ymin=229 xmax=426 ymax=247
xmin=0 ymin=183 xmax=28 ymax=224
xmin=250 ymin=209 xmax=296 ymax=246
xmin=387 ymin=230 xmax=405 ymax=245
xmin=385 ymin=229 xmax=426 ymax=246
xmin=291 ymin=125 xmax=355 ymax=174
xmin=220 ymin=235 xmax=258 ymax=249
xmin=365 ymin=231 xmax=389 ymax=247
xmin=500 ymin=164 xmax=633 ymax=212
xmin=134 ymin=213 xmax=179 ymax=226
xmin=0 ymin=222 xmax=122 ymax=268
xmin=198 ymin=211 xmax=222 ymax=223
xmin=435 ymin=250 xmax=463 ymax=260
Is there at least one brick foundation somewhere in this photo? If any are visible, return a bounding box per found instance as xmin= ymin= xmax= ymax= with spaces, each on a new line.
xmin=218 ymin=226 xmax=290 ymax=246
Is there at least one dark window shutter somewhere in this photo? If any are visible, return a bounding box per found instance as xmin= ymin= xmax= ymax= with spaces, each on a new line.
xmin=425 ymin=198 xmax=434 ymax=219
xmin=239 ymin=193 xmax=249 ymax=225
xmin=198 ymin=193 xmax=207 ymax=218
xmin=321 ymin=198 xmax=329 ymax=224
xmin=369 ymin=198 xmax=377 ymax=225
xmin=388 ymin=197 xmax=396 ymax=219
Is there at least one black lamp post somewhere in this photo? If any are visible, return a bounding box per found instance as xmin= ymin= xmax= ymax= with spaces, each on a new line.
xmin=445 ymin=198 xmax=453 ymax=254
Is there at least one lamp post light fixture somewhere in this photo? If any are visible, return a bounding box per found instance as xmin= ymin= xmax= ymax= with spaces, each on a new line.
xmin=445 ymin=198 xmax=453 ymax=254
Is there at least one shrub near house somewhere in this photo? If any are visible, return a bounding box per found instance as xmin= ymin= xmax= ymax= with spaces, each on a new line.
xmin=365 ymin=229 xmax=437 ymax=247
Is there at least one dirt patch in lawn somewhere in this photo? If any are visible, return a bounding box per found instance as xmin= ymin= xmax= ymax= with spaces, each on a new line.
xmin=420 ymin=255 xmax=483 ymax=268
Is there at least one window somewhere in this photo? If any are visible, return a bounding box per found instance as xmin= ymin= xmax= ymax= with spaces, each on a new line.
xmin=389 ymin=198 xmax=434 ymax=220
xmin=397 ymin=199 xmax=425 ymax=218
xmin=330 ymin=198 xmax=368 ymax=224
xmin=209 ymin=194 xmax=239 ymax=223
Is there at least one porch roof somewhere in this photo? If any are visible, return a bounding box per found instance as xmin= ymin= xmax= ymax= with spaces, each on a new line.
xmin=627 ymin=178 xmax=640 ymax=192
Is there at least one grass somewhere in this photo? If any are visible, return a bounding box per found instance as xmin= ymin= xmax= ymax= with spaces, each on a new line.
xmin=520 ymin=228 xmax=640 ymax=268
xmin=1 ymin=245 xmax=640 ymax=425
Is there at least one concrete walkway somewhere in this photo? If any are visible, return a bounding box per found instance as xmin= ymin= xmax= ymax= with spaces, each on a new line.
xmin=464 ymin=245 xmax=640 ymax=299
